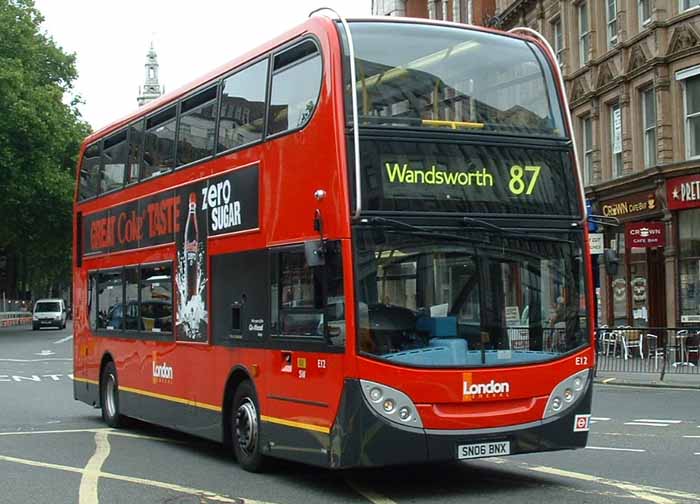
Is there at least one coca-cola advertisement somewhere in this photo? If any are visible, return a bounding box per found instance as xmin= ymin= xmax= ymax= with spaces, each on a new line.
xmin=81 ymin=164 xmax=259 ymax=342
xmin=175 ymin=187 xmax=208 ymax=341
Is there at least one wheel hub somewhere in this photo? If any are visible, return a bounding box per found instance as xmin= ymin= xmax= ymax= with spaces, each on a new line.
xmin=236 ymin=398 xmax=258 ymax=456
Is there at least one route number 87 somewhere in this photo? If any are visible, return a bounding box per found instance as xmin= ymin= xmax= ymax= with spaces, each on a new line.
xmin=509 ymin=165 xmax=541 ymax=195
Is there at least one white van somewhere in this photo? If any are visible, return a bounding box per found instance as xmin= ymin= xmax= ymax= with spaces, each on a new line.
xmin=32 ymin=299 xmax=67 ymax=330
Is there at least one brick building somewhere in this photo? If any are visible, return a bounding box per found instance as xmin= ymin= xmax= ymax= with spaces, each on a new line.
xmin=372 ymin=0 xmax=496 ymax=25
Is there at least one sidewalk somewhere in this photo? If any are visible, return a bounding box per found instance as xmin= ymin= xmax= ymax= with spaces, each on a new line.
xmin=594 ymin=371 xmax=700 ymax=389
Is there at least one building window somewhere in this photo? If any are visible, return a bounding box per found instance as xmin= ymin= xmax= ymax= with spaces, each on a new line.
xmin=679 ymin=209 xmax=700 ymax=323
xmin=607 ymin=0 xmax=618 ymax=47
xmin=579 ymin=2 xmax=590 ymax=66
xmin=582 ymin=116 xmax=593 ymax=185
xmin=553 ymin=19 xmax=564 ymax=69
xmin=681 ymin=0 xmax=700 ymax=12
xmin=685 ymin=75 xmax=700 ymax=158
xmin=639 ymin=0 xmax=651 ymax=26
xmin=642 ymin=88 xmax=657 ymax=167
xmin=611 ymin=103 xmax=623 ymax=177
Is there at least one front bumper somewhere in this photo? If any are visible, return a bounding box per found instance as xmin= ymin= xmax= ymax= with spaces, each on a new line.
xmin=329 ymin=378 xmax=592 ymax=468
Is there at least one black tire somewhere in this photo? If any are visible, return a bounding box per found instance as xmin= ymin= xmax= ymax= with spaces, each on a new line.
xmin=100 ymin=361 xmax=123 ymax=428
xmin=231 ymin=381 xmax=266 ymax=472
xmin=61 ymin=321 xmax=66 ymax=330
xmin=32 ymin=324 xmax=38 ymax=331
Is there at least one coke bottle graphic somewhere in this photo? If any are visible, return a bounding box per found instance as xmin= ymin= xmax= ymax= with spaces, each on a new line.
xmin=184 ymin=192 xmax=199 ymax=301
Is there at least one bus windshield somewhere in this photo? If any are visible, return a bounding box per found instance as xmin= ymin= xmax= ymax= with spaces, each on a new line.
xmin=355 ymin=227 xmax=589 ymax=368
xmin=345 ymin=22 xmax=566 ymax=138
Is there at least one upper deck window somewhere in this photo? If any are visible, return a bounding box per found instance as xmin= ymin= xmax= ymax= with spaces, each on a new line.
xmin=267 ymin=40 xmax=322 ymax=136
xmin=79 ymin=143 xmax=101 ymax=200
xmin=219 ymin=59 xmax=269 ymax=152
xmin=143 ymin=106 xmax=176 ymax=179
xmin=344 ymin=22 xmax=566 ymax=138
xmin=101 ymin=129 xmax=128 ymax=193
xmin=177 ymin=86 xmax=217 ymax=166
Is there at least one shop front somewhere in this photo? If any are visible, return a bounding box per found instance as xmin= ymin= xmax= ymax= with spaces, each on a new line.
xmin=667 ymin=174 xmax=700 ymax=326
xmin=598 ymin=190 xmax=666 ymax=328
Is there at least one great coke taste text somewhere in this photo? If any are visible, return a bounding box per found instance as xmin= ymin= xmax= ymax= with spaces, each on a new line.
xmin=90 ymin=195 xmax=181 ymax=249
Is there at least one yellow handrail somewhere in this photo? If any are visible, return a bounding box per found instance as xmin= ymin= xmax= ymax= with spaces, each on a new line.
xmin=421 ymin=119 xmax=485 ymax=129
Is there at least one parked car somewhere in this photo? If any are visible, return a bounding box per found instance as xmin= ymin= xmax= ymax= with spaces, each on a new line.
xmin=32 ymin=299 xmax=67 ymax=330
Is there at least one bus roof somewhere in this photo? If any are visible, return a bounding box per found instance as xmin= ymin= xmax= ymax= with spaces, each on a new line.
xmin=81 ymin=15 xmax=537 ymax=147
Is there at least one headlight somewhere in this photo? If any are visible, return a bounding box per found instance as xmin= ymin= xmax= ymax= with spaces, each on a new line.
xmin=543 ymin=369 xmax=590 ymax=419
xmin=360 ymin=379 xmax=423 ymax=428
xmin=32 ymin=315 xmax=38 ymax=321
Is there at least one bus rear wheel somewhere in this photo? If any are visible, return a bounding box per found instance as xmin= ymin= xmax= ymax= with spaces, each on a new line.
xmin=100 ymin=361 xmax=123 ymax=428
xmin=232 ymin=381 xmax=266 ymax=472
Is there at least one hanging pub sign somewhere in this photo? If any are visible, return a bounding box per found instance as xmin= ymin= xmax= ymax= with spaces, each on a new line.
xmin=625 ymin=221 xmax=665 ymax=248
xmin=667 ymin=174 xmax=700 ymax=210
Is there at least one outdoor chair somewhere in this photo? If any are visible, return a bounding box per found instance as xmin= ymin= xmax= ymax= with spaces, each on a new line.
xmin=686 ymin=330 xmax=699 ymax=365
xmin=645 ymin=333 xmax=664 ymax=371
xmin=598 ymin=326 xmax=618 ymax=356
xmin=616 ymin=326 xmax=632 ymax=359
xmin=624 ymin=329 xmax=644 ymax=359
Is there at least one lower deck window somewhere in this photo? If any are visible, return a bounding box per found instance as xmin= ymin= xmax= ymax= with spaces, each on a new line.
xmin=89 ymin=262 xmax=173 ymax=337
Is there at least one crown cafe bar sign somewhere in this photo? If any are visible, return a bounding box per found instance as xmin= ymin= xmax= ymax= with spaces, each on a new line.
xmin=667 ymin=174 xmax=700 ymax=210
xmin=601 ymin=192 xmax=658 ymax=218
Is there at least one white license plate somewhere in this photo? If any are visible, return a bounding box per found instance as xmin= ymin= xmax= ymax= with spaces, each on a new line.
xmin=457 ymin=441 xmax=510 ymax=460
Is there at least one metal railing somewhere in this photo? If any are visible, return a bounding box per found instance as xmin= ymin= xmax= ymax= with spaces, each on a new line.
xmin=595 ymin=327 xmax=700 ymax=379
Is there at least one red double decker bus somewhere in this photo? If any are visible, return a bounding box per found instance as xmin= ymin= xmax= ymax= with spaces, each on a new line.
xmin=73 ymin=12 xmax=594 ymax=471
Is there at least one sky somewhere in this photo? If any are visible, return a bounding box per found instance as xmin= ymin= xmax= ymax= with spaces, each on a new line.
xmin=33 ymin=0 xmax=372 ymax=130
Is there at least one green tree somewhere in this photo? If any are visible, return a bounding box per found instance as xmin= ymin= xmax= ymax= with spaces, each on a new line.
xmin=0 ymin=0 xmax=90 ymax=300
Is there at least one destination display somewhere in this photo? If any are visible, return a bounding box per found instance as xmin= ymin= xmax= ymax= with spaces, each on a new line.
xmin=358 ymin=140 xmax=579 ymax=216
xmin=82 ymin=164 xmax=259 ymax=257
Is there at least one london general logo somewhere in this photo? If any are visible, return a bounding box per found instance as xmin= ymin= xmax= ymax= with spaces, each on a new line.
xmin=462 ymin=373 xmax=511 ymax=401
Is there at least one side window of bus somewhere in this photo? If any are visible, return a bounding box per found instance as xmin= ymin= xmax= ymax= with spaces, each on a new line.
xmin=140 ymin=263 xmax=173 ymax=335
xmin=270 ymin=241 xmax=344 ymax=347
xmin=177 ymin=86 xmax=217 ymax=167
xmin=79 ymin=143 xmax=101 ymax=200
xmin=267 ymin=39 xmax=322 ymax=136
xmin=101 ymin=129 xmax=128 ymax=193
xmin=88 ymin=272 xmax=97 ymax=330
xmin=96 ymin=269 xmax=123 ymax=331
xmin=143 ymin=106 xmax=176 ymax=179
xmin=124 ymin=267 xmax=139 ymax=332
xmin=218 ymin=59 xmax=269 ymax=152
xmin=126 ymin=120 xmax=144 ymax=186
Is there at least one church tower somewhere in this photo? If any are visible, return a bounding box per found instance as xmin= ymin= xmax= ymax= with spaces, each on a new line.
xmin=137 ymin=42 xmax=163 ymax=107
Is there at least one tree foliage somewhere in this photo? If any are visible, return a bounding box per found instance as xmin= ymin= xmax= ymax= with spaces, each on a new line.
xmin=0 ymin=0 xmax=91 ymax=298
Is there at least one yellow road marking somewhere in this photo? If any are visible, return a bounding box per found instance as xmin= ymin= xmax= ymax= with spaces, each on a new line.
xmin=602 ymin=378 xmax=616 ymax=384
xmin=346 ymin=478 xmax=398 ymax=504
xmin=0 ymin=452 xmax=277 ymax=504
xmin=79 ymin=431 xmax=111 ymax=504
xmin=260 ymin=415 xmax=330 ymax=434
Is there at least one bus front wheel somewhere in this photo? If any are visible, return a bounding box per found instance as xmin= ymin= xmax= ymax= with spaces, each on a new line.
xmin=100 ymin=361 xmax=123 ymax=428
xmin=232 ymin=381 xmax=266 ymax=472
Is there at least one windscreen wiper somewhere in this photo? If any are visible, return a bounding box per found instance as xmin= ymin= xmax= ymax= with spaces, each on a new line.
xmin=364 ymin=217 xmax=490 ymax=246
xmin=462 ymin=216 xmax=574 ymax=244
